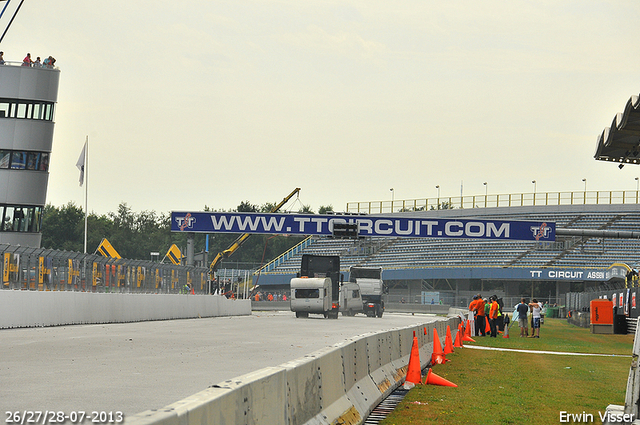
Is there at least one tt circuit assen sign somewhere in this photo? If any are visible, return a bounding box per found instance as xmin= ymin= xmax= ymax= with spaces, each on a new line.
xmin=171 ymin=212 xmax=555 ymax=242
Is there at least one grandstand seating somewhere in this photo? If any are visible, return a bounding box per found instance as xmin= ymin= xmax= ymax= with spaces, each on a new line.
xmin=262 ymin=206 xmax=640 ymax=274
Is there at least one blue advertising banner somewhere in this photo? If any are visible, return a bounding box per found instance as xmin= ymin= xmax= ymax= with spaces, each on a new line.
xmin=255 ymin=266 xmax=605 ymax=286
xmin=170 ymin=212 xmax=555 ymax=241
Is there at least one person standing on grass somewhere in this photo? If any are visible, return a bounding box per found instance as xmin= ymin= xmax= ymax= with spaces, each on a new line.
xmin=516 ymin=298 xmax=529 ymax=337
xmin=468 ymin=295 xmax=479 ymax=336
xmin=474 ymin=295 xmax=486 ymax=336
xmin=529 ymin=298 xmax=543 ymax=338
xmin=489 ymin=296 xmax=500 ymax=337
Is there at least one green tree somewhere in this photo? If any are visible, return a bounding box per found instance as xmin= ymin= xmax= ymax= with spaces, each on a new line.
xmin=86 ymin=212 xmax=114 ymax=254
xmin=430 ymin=201 xmax=455 ymax=210
xmin=41 ymin=202 xmax=84 ymax=251
xmin=40 ymin=200 xmax=308 ymax=265
xmin=237 ymin=201 xmax=258 ymax=212
xmin=318 ymin=205 xmax=334 ymax=214
xmin=260 ymin=202 xmax=277 ymax=212
xmin=298 ymin=204 xmax=314 ymax=214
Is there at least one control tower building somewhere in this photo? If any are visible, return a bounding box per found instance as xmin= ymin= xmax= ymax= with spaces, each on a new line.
xmin=0 ymin=61 xmax=60 ymax=247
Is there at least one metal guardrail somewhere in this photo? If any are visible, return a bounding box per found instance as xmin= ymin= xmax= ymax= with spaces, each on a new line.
xmin=347 ymin=190 xmax=640 ymax=214
xmin=0 ymin=244 xmax=210 ymax=294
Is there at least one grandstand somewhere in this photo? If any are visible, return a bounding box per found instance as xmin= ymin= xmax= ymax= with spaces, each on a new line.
xmin=255 ymin=202 xmax=640 ymax=307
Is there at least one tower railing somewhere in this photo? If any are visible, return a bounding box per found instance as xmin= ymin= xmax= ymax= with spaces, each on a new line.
xmin=0 ymin=60 xmax=58 ymax=69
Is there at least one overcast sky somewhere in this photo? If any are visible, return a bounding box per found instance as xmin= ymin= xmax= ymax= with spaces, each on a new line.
xmin=2 ymin=1 xmax=640 ymax=215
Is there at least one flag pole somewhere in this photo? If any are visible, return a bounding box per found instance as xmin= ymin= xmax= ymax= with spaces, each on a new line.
xmin=83 ymin=136 xmax=88 ymax=254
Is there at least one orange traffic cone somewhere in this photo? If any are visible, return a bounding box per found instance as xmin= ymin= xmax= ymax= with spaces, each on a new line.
xmin=444 ymin=325 xmax=454 ymax=355
xmin=503 ymin=321 xmax=510 ymax=338
xmin=462 ymin=321 xmax=476 ymax=343
xmin=454 ymin=326 xmax=463 ymax=348
xmin=484 ymin=316 xmax=490 ymax=335
xmin=404 ymin=331 xmax=422 ymax=389
xmin=424 ymin=368 xmax=457 ymax=387
xmin=431 ymin=328 xmax=447 ymax=365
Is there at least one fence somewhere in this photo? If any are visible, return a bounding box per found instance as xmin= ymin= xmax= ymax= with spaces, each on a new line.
xmin=0 ymin=244 xmax=211 ymax=294
xmin=565 ymin=280 xmax=636 ymax=316
xmin=347 ymin=190 xmax=640 ymax=214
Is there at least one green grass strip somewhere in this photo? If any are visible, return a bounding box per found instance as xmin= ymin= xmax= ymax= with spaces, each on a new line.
xmin=381 ymin=319 xmax=634 ymax=425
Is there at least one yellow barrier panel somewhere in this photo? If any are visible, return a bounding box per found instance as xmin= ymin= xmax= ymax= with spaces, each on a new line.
xmin=166 ymin=244 xmax=182 ymax=265
xmin=96 ymin=238 xmax=122 ymax=259
xmin=3 ymin=253 xmax=10 ymax=285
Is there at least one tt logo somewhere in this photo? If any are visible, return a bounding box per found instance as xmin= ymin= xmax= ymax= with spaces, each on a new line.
xmin=530 ymin=223 xmax=551 ymax=241
xmin=176 ymin=213 xmax=196 ymax=231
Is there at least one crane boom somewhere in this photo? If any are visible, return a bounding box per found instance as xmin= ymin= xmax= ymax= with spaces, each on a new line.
xmin=209 ymin=188 xmax=301 ymax=279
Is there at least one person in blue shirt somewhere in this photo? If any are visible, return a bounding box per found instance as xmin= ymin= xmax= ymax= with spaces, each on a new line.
xmin=516 ymin=298 xmax=529 ymax=337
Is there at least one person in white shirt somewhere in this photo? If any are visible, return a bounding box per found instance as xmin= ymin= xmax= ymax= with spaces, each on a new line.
xmin=528 ymin=299 xmax=543 ymax=338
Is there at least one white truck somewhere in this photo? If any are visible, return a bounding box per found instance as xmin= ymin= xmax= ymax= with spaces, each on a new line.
xmin=350 ymin=266 xmax=386 ymax=318
xmin=290 ymin=254 xmax=341 ymax=319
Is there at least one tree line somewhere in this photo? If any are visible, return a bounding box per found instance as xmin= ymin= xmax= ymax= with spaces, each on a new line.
xmin=41 ymin=201 xmax=335 ymax=267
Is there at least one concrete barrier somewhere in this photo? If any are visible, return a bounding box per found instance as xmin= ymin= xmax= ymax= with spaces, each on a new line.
xmin=337 ymin=335 xmax=379 ymax=421
xmin=129 ymin=367 xmax=288 ymax=425
xmin=126 ymin=316 xmax=461 ymax=425
xmin=0 ymin=290 xmax=251 ymax=328
xmin=282 ymin=346 xmax=352 ymax=425
xmin=252 ymin=301 xmax=453 ymax=315
xmin=385 ymin=303 xmax=450 ymax=314
xmin=604 ymin=317 xmax=640 ymax=425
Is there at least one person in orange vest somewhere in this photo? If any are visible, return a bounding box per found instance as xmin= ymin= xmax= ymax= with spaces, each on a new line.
xmin=468 ymin=295 xmax=485 ymax=336
xmin=267 ymin=293 xmax=274 ymax=302
xmin=489 ymin=296 xmax=500 ymax=337
xmin=468 ymin=296 xmax=479 ymax=335
xmin=474 ymin=294 xmax=486 ymax=336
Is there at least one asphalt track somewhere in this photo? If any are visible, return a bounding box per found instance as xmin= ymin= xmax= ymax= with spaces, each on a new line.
xmin=1 ymin=311 xmax=440 ymax=418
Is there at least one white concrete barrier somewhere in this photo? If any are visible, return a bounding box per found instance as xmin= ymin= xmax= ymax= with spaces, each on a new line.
xmin=336 ymin=335 xmax=379 ymax=420
xmin=126 ymin=316 xmax=462 ymax=425
xmin=604 ymin=317 xmax=640 ymax=425
xmin=0 ymin=290 xmax=251 ymax=328
xmin=129 ymin=367 xmax=287 ymax=425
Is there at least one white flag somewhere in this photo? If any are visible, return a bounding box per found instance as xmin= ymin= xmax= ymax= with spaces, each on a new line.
xmin=76 ymin=141 xmax=86 ymax=186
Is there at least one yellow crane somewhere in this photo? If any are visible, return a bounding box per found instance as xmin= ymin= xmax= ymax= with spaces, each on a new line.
xmin=209 ymin=188 xmax=301 ymax=281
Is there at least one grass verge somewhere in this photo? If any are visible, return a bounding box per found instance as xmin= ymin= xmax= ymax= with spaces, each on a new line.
xmin=380 ymin=318 xmax=634 ymax=425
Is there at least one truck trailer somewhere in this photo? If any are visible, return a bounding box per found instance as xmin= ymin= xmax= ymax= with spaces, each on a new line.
xmin=290 ymin=254 xmax=341 ymax=319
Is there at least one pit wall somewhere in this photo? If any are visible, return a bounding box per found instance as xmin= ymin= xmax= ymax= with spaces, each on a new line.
xmin=0 ymin=291 xmax=251 ymax=329
xmin=127 ymin=315 xmax=461 ymax=425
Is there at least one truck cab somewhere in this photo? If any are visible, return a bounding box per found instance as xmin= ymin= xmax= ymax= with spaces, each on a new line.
xmin=349 ymin=266 xmax=385 ymax=318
